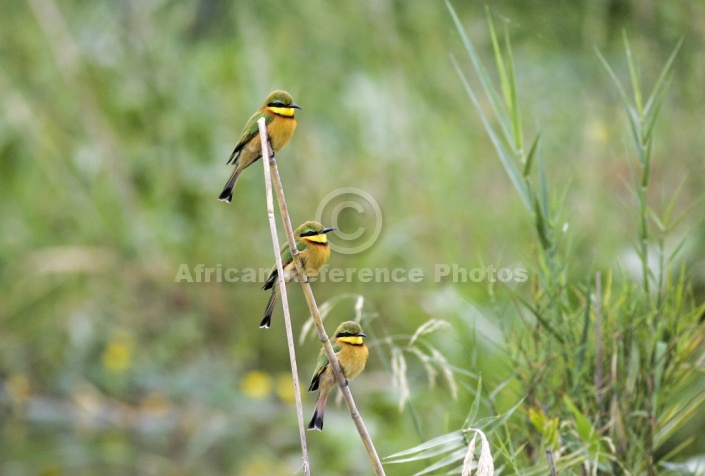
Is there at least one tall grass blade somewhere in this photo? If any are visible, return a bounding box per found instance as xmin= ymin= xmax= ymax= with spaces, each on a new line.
xmin=451 ymin=57 xmax=531 ymax=211
xmin=622 ymin=33 xmax=644 ymax=116
xmin=447 ymin=1 xmax=513 ymax=145
xmin=523 ymin=133 xmax=540 ymax=178
xmin=384 ymin=431 xmax=465 ymax=462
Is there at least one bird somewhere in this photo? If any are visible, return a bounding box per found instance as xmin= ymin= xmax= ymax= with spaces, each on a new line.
xmin=260 ymin=221 xmax=335 ymax=328
xmin=307 ymin=320 xmax=369 ymax=431
xmin=218 ymin=90 xmax=301 ymax=203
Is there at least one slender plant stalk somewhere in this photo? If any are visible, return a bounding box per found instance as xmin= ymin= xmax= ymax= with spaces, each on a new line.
xmin=594 ymin=271 xmax=603 ymax=417
xmin=258 ymin=121 xmax=311 ymax=476
xmin=257 ymin=118 xmax=385 ymax=475
xmin=546 ymin=448 xmax=557 ymax=476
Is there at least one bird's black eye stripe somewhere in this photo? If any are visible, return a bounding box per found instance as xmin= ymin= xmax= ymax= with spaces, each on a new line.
xmin=300 ymin=230 xmax=318 ymax=237
xmin=268 ymin=101 xmax=286 ymax=107
xmin=336 ymin=331 xmax=350 ymax=338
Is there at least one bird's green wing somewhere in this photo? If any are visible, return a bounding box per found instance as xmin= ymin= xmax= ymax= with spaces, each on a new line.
xmin=278 ymin=239 xmax=307 ymax=263
xmin=279 ymin=244 xmax=293 ymax=265
xmin=296 ymin=240 xmax=308 ymax=253
xmin=227 ymin=111 xmax=273 ymax=163
xmin=263 ymin=238 xmax=289 ymax=290
xmin=263 ymin=266 xmax=277 ymax=291
xmin=308 ymin=348 xmax=327 ymax=392
xmin=264 ymin=240 xmax=306 ymax=290
xmin=308 ymin=340 xmax=342 ymax=392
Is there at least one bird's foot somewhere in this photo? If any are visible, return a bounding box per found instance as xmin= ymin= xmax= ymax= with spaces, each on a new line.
xmin=267 ymin=138 xmax=275 ymax=158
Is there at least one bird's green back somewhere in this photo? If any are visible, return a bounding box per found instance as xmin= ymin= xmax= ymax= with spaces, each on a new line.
xmin=278 ymin=239 xmax=308 ymax=264
xmin=265 ymin=239 xmax=308 ymax=279
xmin=234 ymin=110 xmax=275 ymax=150
xmin=312 ymin=339 xmax=342 ymax=378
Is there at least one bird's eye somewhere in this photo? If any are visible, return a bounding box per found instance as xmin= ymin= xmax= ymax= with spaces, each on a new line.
xmin=269 ymin=100 xmax=285 ymax=107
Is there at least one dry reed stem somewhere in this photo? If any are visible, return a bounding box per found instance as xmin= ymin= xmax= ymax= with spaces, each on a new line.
xmin=258 ymin=118 xmax=385 ymax=475
xmin=258 ymin=120 xmax=310 ymax=476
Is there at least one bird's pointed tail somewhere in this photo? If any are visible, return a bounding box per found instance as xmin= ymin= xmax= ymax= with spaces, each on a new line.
xmin=218 ymin=168 xmax=242 ymax=203
xmin=307 ymin=385 xmax=331 ymax=431
xmin=259 ymin=284 xmax=279 ymax=328
xmin=307 ymin=396 xmax=327 ymax=431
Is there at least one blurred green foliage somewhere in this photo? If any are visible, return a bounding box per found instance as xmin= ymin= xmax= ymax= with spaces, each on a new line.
xmin=1 ymin=0 xmax=704 ymax=474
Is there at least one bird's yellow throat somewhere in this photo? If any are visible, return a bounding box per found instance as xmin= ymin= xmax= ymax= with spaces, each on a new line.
xmin=266 ymin=106 xmax=296 ymax=117
xmin=338 ymin=336 xmax=364 ymax=345
xmin=304 ymin=234 xmax=328 ymax=244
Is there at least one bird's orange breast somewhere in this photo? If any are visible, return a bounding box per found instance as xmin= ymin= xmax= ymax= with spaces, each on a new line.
xmin=301 ymin=241 xmax=331 ymax=273
xmin=266 ymin=116 xmax=297 ymax=152
xmin=338 ymin=344 xmax=368 ymax=381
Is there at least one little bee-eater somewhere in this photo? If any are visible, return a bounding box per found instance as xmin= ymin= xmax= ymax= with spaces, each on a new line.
xmin=218 ymin=90 xmax=301 ymax=203
xmin=308 ymin=321 xmax=369 ymax=431
xmin=260 ymin=221 xmax=335 ymax=328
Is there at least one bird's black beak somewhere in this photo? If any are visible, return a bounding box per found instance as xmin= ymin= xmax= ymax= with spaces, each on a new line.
xmin=290 ymin=103 xmax=302 ymax=110
xmin=321 ymin=227 xmax=336 ymax=234
xmin=357 ymin=332 xmax=368 ymax=338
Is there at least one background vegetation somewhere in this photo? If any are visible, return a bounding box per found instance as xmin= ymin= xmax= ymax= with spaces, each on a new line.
xmin=1 ymin=0 xmax=703 ymax=474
